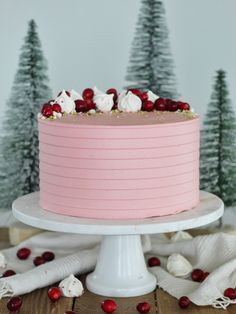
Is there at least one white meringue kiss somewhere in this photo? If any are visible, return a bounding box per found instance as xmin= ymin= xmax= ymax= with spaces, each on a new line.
xmin=59 ymin=274 xmax=84 ymax=297
xmin=147 ymin=90 xmax=159 ymax=102
xmin=167 ymin=253 xmax=193 ymax=278
xmin=70 ymin=89 xmax=83 ymax=101
xmin=0 ymin=252 xmax=7 ymax=268
xmin=118 ymin=91 xmax=142 ymax=112
xmin=93 ymin=86 xmax=104 ymax=96
xmin=171 ymin=231 xmax=193 ymax=242
xmin=54 ymin=90 xmax=75 ymax=114
xmin=94 ymin=92 xmax=114 ymax=113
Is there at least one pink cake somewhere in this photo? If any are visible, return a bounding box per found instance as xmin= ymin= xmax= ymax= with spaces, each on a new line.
xmin=38 ymin=88 xmax=199 ymax=219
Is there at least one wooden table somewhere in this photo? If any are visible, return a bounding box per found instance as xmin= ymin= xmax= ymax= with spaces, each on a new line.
xmin=0 ymin=228 xmax=235 ymax=313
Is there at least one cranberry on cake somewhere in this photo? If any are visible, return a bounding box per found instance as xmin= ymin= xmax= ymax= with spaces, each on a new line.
xmin=38 ymin=87 xmax=199 ymax=219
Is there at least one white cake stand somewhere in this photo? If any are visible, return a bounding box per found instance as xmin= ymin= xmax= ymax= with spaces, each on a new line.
xmin=12 ymin=191 xmax=223 ymax=298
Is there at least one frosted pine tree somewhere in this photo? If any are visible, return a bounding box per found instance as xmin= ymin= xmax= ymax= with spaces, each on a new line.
xmin=125 ymin=0 xmax=177 ymax=98
xmin=200 ymin=70 xmax=236 ymax=208
xmin=0 ymin=20 xmax=51 ymax=208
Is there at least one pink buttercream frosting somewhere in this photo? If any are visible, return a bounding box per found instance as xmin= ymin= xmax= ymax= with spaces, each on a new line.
xmin=38 ymin=111 xmax=200 ymax=219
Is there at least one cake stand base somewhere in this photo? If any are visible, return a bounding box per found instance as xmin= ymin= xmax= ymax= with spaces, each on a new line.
xmin=12 ymin=191 xmax=224 ymax=297
xmin=86 ymin=235 xmax=156 ymax=297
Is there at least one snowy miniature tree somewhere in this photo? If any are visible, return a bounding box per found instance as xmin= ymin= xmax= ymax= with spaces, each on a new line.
xmin=0 ymin=20 xmax=51 ymax=208
xmin=125 ymin=0 xmax=178 ymax=98
xmin=200 ymin=70 xmax=236 ymax=208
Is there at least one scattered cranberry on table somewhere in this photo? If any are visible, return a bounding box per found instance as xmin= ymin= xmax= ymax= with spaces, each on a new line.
xmin=148 ymin=256 xmax=161 ymax=267
xmin=82 ymin=88 xmax=94 ymax=100
xmin=42 ymin=251 xmax=55 ymax=262
xmin=2 ymin=269 xmax=16 ymax=277
xmin=7 ymin=296 xmax=22 ymax=312
xmin=178 ymin=296 xmax=191 ymax=309
xmin=191 ymin=268 xmax=204 ymax=282
xmin=33 ymin=256 xmax=46 ymax=267
xmin=101 ymin=299 xmax=117 ymax=313
xmin=224 ymin=288 xmax=236 ymax=300
xmin=17 ymin=247 xmax=31 ymax=260
xmin=48 ymin=287 xmax=62 ymax=302
xmin=136 ymin=301 xmax=151 ymax=313
xmin=201 ymin=271 xmax=210 ymax=281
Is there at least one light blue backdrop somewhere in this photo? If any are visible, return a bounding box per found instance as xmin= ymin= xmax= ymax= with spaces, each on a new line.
xmin=0 ymin=0 xmax=235 ymax=123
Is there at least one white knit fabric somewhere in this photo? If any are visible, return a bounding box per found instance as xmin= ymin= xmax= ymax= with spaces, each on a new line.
xmin=0 ymin=231 xmax=236 ymax=309
xmin=149 ymin=232 xmax=236 ymax=309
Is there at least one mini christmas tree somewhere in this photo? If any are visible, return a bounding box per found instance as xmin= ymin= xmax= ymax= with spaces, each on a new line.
xmin=200 ymin=70 xmax=236 ymax=208
xmin=125 ymin=0 xmax=177 ymax=98
xmin=0 ymin=20 xmax=51 ymax=208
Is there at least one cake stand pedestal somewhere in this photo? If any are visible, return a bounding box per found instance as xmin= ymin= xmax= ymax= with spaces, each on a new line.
xmin=12 ymin=191 xmax=223 ymax=297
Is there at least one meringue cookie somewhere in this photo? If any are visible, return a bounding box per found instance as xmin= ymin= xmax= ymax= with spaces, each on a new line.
xmin=94 ymin=93 xmax=114 ymax=112
xmin=167 ymin=253 xmax=193 ymax=277
xmin=171 ymin=231 xmax=193 ymax=242
xmin=0 ymin=252 xmax=7 ymax=268
xmin=54 ymin=89 xmax=75 ymax=114
xmin=147 ymin=90 xmax=159 ymax=102
xmin=59 ymin=274 xmax=84 ymax=297
xmin=118 ymin=91 xmax=142 ymax=112
xmin=94 ymin=86 xmax=104 ymax=96
xmin=70 ymin=89 xmax=83 ymax=101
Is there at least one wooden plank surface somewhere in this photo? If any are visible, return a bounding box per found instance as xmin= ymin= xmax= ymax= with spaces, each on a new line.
xmin=74 ymin=276 xmax=157 ymax=313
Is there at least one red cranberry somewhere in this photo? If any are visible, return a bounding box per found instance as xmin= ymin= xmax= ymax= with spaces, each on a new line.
xmin=75 ymin=99 xmax=88 ymax=112
xmin=140 ymin=92 xmax=148 ymax=102
xmin=85 ymin=98 xmax=96 ymax=110
xmin=142 ymin=100 xmax=154 ymax=112
xmin=106 ymin=88 xmax=118 ymax=102
xmin=224 ymin=288 xmax=236 ymax=299
xmin=136 ymin=301 xmax=151 ymax=313
xmin=33 ymin=256 xmax=46 ymax=267
xmin=2 ymin=270 xmax=16 ymax=277
xmin=82 ymin=88 xmax=94 ymax=100
xmin=112 ymin=102 xmax=118 ymax=110
xmin=17 ymin=247 xmax=31 ymax=260
xmin=202 ymin=272 xmax=210 ymax=281
xmin=178 ymin=296 xmax=190 ymax=309
xmin=41 ymin=104 xmax=53 ymax=117
xmin=48 ymin=287 xmax=62 ymax=302
xmin=177 ymin=101 xmax=190 ymax=111
xmin=166 ymin=100 xmax=178 ymax=112
xmin=155 ymin=98 xmax=166 ymax=111
xmin=101 ymin=299 xmax=117 ymax=313
xmin=191 ymin=268 xmax=204 ymax=282
xmin=42 ymin=251 xmax=55 ymax=262
xmin=148 ymin=257 xmax=161 ymax=267
xmin=52 ymin=103 xmax=62 ymax=113
xmin=128 ymin=88 xmax=142 ymax=98
xmin=7 ymin=296 xmax=22 ymax=312
xmin=58 ymin=90 xmax=71 ymax=97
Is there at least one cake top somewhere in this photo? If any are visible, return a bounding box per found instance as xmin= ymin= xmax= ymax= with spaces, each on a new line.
xmin=38 ymin=87 xmax=197 ymax=125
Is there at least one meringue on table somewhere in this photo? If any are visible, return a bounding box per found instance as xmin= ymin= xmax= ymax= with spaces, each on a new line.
xmin=59 ymin=274 xmax=84 ymax=297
